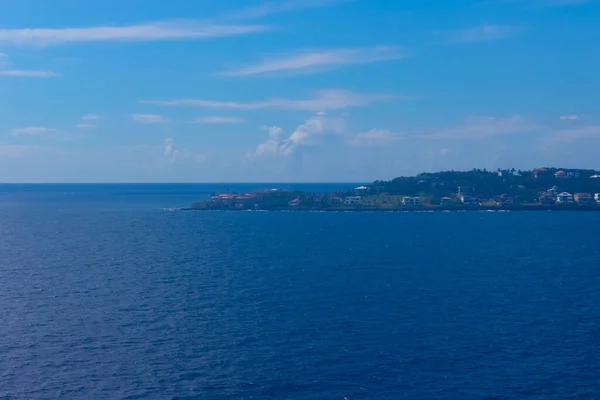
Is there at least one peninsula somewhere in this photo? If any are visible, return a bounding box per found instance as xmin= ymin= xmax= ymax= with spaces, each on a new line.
xmin=187 ymin=168 xmax=600 ymax=211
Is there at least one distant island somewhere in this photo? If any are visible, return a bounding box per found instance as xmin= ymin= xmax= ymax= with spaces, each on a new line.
xmin=186 ymin=168 xmax=600 ymax=211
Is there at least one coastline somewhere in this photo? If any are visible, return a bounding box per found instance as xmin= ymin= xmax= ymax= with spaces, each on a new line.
xmin=181 ymin=205 xmax=600 ymax=212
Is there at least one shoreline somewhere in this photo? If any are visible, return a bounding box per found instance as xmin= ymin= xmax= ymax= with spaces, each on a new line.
xmin=181 ymin=206 xmax=600 ymax=212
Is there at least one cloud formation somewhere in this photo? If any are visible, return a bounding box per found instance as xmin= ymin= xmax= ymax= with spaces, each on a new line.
xmin=253 ymin=113 xmax=346 ymax=156
xmin=131 ymin=114 xmax=170 ymax=124
xmin=223 ymin=46 xmax=404 ymax=76
xmin=81 ymin=114 xmax=101 ymax=121
xmin=0 ymin=21 xmax=267 ymax=46
xmin=192 ymin=116 xmax=245 ymax=124
xmin=226 ymin=0 xmax=351 ymax=20
xmin=0 ymin=52 xmax=60 ymax=77
xmin=76 ymin=123 xmax=96 ymax=130
xmin=423 ymin=116 xmax=541 ymax=140
xmin=560 ymin=114 xmax=580 ymax=121
xmin=145 ymin=89 xmax=398 ymax=111
xmin=444 ymin=24 xmax=524 ymax=43
xmin=10 ymin=126 xmax=56 ymax=136
xmin=348 ymin=129 xmax=401 ymax=146
xmin=0 ymin=69 xmax=60 ymax=77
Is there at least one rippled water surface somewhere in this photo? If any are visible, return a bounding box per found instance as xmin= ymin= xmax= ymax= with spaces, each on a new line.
xmin=1 ymin=184 xmax=600 ymax=399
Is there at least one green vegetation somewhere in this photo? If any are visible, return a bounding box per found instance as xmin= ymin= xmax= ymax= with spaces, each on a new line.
xmin=374 ymin=168 xmax=600 ymax=205
xmin=187 ymin=168 xmax=600 ymax=211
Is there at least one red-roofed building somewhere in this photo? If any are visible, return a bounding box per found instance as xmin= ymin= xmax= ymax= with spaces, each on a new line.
xmin=555 ymin=170 xmax=568 ymax=179
xmin=574 ymin=193 xmax=593 ymax=205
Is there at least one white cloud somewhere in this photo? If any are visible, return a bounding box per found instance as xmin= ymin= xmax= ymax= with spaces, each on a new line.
xmin=444 ymin=24 xmax=524 ymax=43
xmin=192 ymin=116 xmax=244 ymax=124
xmin=10 ymin=126 xmax=56 ymax=136
xmin=0 ymin=52 xmax=60 ymax=77
xmin=81 ymin=114 xmax=101 ymax=121
xmin=144 ymin=89 xmax=399 ymax=111
xmin=226 ymin=0 xmax=351 ymax=20
xmin=131 ymin=113 xmax=170 ymax=124
xmin=504 ymin=0 xmax=590 ymax=6
xmin=423 ymin=116 xmax=541 ymax=140
xmin=252 ymin=113 xmax=346 ymax=156
xmin=560 ymin=114 xmax=580 ymax=121
xmin=164 ymin=138 xmax=176 ymax=159
xmin=0 ymin=143 xmax=38 ymax=158
xmin=0 ymin=21 xmax=267 ymax=46
xmin=541 ymin=125 xmax=600 ymax=145
xmin=348 ymin=129 xmax=401 ymax=146
xmin=163 ymin=137 xmax=205 ymax=164
xmin=223 ymin=46 xmax=404 ymax=76
xmin=0 ymin=69 xmax=60 ymax=77
xmin=76 ymin=123 xmax=96 ymax=130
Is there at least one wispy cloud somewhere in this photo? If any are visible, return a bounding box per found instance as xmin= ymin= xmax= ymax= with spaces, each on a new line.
xmin=0 ymin=52 xmax=60 ymax=77
xmin=10 ymin=126 xmax=56 ymax=136
xmin=443 ymin=24 xmax=524 ymax=43
xmin=226 ymin=0 xmax=352 ymax=20
xmin=560 ymin=114 xmax=580 ymax=121
xmin=0 ymin=21 xmax=267 ymax=46
xmin=0 ymin=143 xmax=38 ymax=158
xmin=164 ymin=137 xmax=206 ymax=164
xmin=131 ymin=114 xmax=170 ymax=124
xmin=503 ymin=0 xmax=590 ymax=7
xmin=423 ymin=116 xmax=541 ymax=140
xmin=76 ymin=123 xmax=96 ymax=130
xmin=252 ymin=113 xmax=346 ymax=157
xmin=541 ymin=125 xmax=600 ymax=146
xmin=81 ymin=114 xmax=101 ymax=121
xmin=145 ymin=89 xmax=400 ymax=111
xmin=348 ymin=129 xmax=402 ymax=146
xmin=0 ymin=69 xmax=60 ymax=77
xmin=223 ymin=46 xmax=404 ymax=76
xmin=192 ymin=116 xmax=245 ymax=124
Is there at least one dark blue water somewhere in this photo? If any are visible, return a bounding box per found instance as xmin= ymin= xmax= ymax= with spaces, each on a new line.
xmin=1 ymin=184 xmax=599 ymax=399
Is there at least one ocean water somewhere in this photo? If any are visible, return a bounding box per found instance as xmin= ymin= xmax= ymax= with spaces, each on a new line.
xmin=1 ymin=184 xmax=600 ymax=399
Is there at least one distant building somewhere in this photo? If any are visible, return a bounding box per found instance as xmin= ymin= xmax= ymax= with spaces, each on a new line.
xmin=539 ymin=193 xmax=556 ymax=205
xmin=440 ymin=197 xmax=454 ymax=206
xmin=533 ymin=168 xmax=550 ymax=179
xmin=556 ymin=192 xmax=574 ymax=204
xmin=497 ymin=169 xmax=514 ymax=177
xmin=354 ymin=186 xmax=369 ymax=194
xmin=460 ymin=194 xmax=478 ymax=205
xmin=555 ymin=170 xmax=568 ymax=179
xmin=328 ymin=197 xmax=343 ymax=205
xmin=402 ymin=196 xmax=421 ymax=206
xmin=574 ymin=193 xmax=593 ymax=205
xmin=288 ymin=198 xmax=301 ymax=206
xmin=343 ymin=196 xmax=363 ymax=206
xmin=458 ymin=186 xmax=473 ymax=196
xmin=591 ymin=174 xmax=600 ymax=179
xmin=595 ymin=193 xmax=600 ymax=204
xmin=497 ymin=197 xmax=515 ymax=207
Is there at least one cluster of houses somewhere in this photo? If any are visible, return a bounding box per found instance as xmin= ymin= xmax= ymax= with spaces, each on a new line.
xmin=206 ymin=176 xmax=600 ymax=209
xmin=552 ymin=191 xmax=600 ymax=205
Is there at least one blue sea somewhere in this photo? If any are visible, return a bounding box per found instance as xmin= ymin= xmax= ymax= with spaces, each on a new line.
xmin=1 ymin=184 xmax=599 ymax=399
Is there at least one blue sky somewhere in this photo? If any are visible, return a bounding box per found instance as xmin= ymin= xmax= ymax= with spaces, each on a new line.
xmin=1 ymin=0 xmax=599 ymax=182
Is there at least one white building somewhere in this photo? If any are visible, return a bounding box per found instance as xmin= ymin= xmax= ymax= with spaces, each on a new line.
xmin=595 ymin=193 xmax=600 ymax=204
xmin=344 ymin=196 xmax=363 ymax=205
xmin=460 ymin=194 xmax=478 ymax=205
xmin=556 ymin=192 xmax=574 ymax=204
xmin=402 ymin=196 xmax=421 ymax=206
xmin=354 ymin=186 xmax=369 ymax=194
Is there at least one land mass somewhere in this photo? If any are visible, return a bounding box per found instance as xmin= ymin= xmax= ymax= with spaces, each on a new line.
xmin=187 ymin=168 xmax=600 ymax=211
